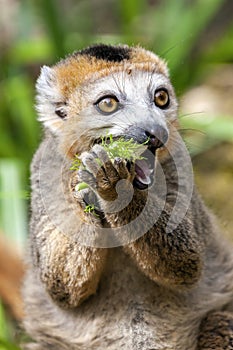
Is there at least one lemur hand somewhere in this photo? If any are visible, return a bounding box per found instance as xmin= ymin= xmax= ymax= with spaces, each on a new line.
xmin=76 ymin=144 xmax=135 ymax=203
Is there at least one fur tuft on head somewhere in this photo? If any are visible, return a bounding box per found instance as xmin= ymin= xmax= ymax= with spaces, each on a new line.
xmin=78 ymin=44 xmax=131 ymax=62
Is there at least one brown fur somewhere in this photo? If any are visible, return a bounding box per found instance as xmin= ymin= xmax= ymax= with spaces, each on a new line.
xmin=197 ymin=311 xmax=233 ymax=349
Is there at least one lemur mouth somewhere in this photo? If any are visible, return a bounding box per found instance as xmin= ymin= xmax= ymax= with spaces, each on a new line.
xmin=133 ymin=145 xmax=156 ymax=190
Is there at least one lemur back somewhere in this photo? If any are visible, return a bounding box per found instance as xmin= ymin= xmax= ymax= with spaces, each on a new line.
xmin=22 ymin=44 xmax=233 ymax=350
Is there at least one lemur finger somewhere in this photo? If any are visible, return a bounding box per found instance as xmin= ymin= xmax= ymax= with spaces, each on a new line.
xmin=92 ymin=144 xmax=110 ymax=164
xmin=78 ymin=169 xmax=97 ymax=189
xmin=80 ymin=152 xmax=101 ymax=177
xmin=72 ymin=186 xmax=89 ymax=202
xmin=70 ymin=172 xmax=96 ymax=206
xmin=72 ymin=185 xmax=101 ymax=212
xmin=128 ymin=161 xmax=136 ymax=182
xmin=102 ymin=160 xmax=119 ymax=185
xmin=113 ymin=158 xmax=129 ymax=179
xmin=114 ymin=159 xmax=135 ymax=182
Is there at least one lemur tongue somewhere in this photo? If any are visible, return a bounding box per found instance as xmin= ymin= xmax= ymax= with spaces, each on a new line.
xmin=135 ymin=159 xmax=153 ymax=185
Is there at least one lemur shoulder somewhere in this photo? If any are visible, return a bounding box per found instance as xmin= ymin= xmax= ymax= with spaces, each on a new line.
xmin=22 ymin=44 xmax=233 ymax=350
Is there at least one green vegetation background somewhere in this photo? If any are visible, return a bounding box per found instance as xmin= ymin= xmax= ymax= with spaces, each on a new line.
xmin=0 ymin=0 xmax=233 ymax=348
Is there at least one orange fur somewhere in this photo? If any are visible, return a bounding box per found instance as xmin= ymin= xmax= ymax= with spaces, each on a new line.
xmin=55 ymin=47 xmax=168 ymax=98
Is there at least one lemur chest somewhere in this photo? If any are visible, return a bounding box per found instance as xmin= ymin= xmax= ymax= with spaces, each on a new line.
xmin=74 ymin=248 xmax=200 ymax=350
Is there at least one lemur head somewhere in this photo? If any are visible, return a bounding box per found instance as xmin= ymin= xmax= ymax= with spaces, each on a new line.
xmin=36 ymin=44 xmax=178 ymax=162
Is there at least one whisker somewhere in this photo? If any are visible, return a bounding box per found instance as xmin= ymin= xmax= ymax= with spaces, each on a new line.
xmin=111 ymin=72 xmax=125 ymax=97
xmin=147 ymin=66 xmax=156 ymax=92
xmin=179 ymin=111 xmax=205 ymax=119
xmin=183 ymin=140 xmax=205 ymax=154
xmin=179 ymin=128 xmax=206 ymax=136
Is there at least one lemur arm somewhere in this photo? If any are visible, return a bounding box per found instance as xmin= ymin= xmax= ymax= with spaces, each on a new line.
xmin=30 ymin=215 xmax=107 ymax=309
xmin=105 ymin=191 xmax=204 ymax=288
xmin=29 ymin=140 xmax=107 ymax=309
xmin=78 ymin=146 xmax=204 ymax=289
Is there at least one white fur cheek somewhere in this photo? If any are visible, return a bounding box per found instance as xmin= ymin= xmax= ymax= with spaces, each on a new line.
xmin=35 ymin=66 xmax=66 ymax=133
xmin=36 ymin=96 xmax=64 ymax=133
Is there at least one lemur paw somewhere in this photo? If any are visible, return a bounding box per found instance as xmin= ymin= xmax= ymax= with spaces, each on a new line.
xmin=78 ymin=144 xmax=135 ymax=202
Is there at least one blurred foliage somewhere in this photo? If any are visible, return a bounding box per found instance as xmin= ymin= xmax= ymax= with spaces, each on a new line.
xmin=0 ymin=303 xmax=21 ymax=350
xmin=0 ymin=0 xmax=233 ymax=348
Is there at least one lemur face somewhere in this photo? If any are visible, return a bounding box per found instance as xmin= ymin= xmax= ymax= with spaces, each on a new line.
xmin=75 ymin=69 xmax=177 ymax=145
xmin=36 ymin=44 xmax=178 ymax=160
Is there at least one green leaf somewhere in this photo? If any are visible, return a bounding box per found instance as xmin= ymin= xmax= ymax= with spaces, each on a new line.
xmin=100 ymin=135 xmax=147 ymax=161
xmin=75 ymin=182 xmax=89 ymax=192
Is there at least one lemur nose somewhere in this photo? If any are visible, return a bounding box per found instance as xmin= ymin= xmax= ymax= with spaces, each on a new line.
xmin=125 ymin=125 xmax=169 ymax=149
xmin=145 ymin=125 xmax=168 ymax=149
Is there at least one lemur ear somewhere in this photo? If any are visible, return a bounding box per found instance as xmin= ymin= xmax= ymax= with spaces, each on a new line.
xmin=36 ymin=66 xmax=67 ymax=133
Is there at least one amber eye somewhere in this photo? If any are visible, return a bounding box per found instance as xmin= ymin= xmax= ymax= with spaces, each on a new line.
xmin=96 ymin=96 xmax=119 ymax=114
xmin=154 ymin=89 xmax=169 ymax=109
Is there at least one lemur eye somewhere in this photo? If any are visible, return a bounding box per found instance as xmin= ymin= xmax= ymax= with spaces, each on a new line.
xmin=154 ymin=89 xmax=169 ymax=109
xmin=95 ymin=96 xmax=119 ymax=114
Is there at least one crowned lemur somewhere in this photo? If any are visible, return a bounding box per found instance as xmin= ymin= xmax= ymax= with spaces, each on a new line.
xmin=22 ymin=44 xmax=233 ymax=350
